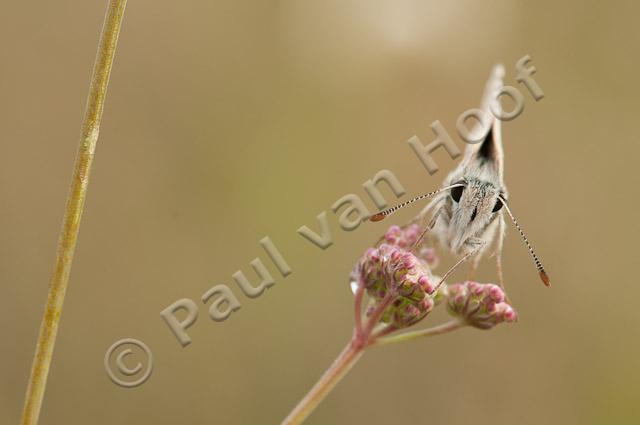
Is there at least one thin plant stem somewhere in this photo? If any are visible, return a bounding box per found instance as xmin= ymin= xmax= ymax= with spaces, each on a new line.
xmin=371 ymin=320 xmax=464 ymax=347
xmin=281 ymin=340 xmax=364 ymax=425
xmin=282 ymin=319 xmax=464 ymax=424
xmin=369 ymin=324 xmax=397 ymax=340
xmin=353 ymin=281 xmax=364 ymax=333
xmin=361 ymin=294 xmax=393 ymax=336
xmin=20 ymin=1 xmax=127 ymax=424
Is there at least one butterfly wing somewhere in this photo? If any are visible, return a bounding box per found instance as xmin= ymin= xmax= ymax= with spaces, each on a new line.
xmin=460 ymin=64 xmax=505 ymax=182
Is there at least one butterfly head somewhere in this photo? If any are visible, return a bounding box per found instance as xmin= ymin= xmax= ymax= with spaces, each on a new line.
xmin=448 ymin=178 xmax=505 ymax=252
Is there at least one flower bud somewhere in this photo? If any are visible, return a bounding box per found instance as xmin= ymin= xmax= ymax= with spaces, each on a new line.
xmin=350 ymin=237 xmax=437 ymax=329
xmin=383 ymin=224 xmax=440 ymax=266
xmin=446 ymin=281 xmax=518 ymax=329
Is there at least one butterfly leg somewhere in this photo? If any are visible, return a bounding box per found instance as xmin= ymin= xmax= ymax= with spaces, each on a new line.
xmin=432 ymin=238 xmax=487 ymax=294
xmin=495 ymin=213 xmax=506 ymax=289
xmin=410 ymin=206 xmax=442 ymax=254
xmin=417 ymin=194 xmax=445 ymax=223
xmin=468 ymin=255 xmax=481 ymax=281
xmin=408 ymin=195 xmax=445 ymax=251
xmin=467 ymin=213 xmax=500 ymax=280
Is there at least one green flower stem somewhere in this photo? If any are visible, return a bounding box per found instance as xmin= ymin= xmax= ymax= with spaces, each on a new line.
xmin=20 ymin=2 xmax=127 ymax=424
xmin=281 ymin=340 xmax=364 ymax=425
xmin=371 ymin=320 xmax=465 ymax=347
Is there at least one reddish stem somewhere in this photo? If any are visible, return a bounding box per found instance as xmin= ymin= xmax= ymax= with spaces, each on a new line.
xmin=362 ymin=294 xmax=393 ymax=337
xmin=353 ymin=280 xmax=365 ymax=333
xmin=281 ymin=339 xmax=364 ymax=425
xmin=369 ymin=324 xmax=397 ymax=342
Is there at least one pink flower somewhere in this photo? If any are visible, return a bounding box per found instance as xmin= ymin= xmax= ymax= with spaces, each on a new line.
xmin=383 ymin=224 xmax=439 ymax=267
xmin=445 ymin=281 xmax=518 ymax=329
xmin=350 ymin=243 xmax=437 ymax=328
xmin=350 ymin=226 xmax=518 ymax=334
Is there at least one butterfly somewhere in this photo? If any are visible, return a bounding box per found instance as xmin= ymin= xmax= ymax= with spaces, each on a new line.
xmin=371 ymin=64 xmax=549 ymax=292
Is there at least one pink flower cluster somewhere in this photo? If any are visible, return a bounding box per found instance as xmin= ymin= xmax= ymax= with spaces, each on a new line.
xmin=351 ymin=243 xmax=436 ymax=328
xmin=446 ymin=281 xmax=518 ymax=329
xmin=383 ymin=224 xmax=439 ymax=267
xmin=351 ymin=225 xmax=518 ymax=332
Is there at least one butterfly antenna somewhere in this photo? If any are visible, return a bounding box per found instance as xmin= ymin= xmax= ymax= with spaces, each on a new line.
xmin=369 ymin=184 xmax=463 ymax=222
xmin=499 ymin=196 xmax=551 ymax=286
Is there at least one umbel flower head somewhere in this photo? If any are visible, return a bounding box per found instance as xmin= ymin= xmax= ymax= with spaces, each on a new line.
xmin=350 ymin=224 xmax=517 ymax=335
xmin=351 ymin=243 xmax=436 ymax=328
xmin=446 ymin=281 xmax=518 ymax=329
xmin=350 ymin=224 xmax=445 ymax=329
xmin=383 ymin=224 xmax=439 ymax=267
xmin=296 ymin=226 xmax=522 ymax=425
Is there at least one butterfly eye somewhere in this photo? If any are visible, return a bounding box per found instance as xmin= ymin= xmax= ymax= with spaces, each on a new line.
xmin=492 ymin=198 xmax=504 ymax=212
xmin=450 ymin=185 xmax=464 ymax=203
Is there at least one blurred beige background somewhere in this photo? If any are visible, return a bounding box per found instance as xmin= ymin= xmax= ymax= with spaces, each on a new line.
xmin=2 ymin=1 xmax=639 ymax=424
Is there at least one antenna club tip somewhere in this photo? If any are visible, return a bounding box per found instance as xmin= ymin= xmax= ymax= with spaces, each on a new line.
xmin=370 ymin=213 xmax=386 ymax=222
xmin=539 ymin=270 xmax=551 ymax=287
